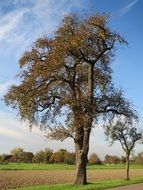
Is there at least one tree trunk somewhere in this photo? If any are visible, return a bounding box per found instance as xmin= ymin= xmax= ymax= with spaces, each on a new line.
xmin=126 ymin=154 xmax=130 ymax=180
xmin=74 ymin=63 xmax=94 ymax=185
xmin=74 ymin=127 xmax=91 ymax=185
xmin=75 ymin=149 xmax=88 ymax=184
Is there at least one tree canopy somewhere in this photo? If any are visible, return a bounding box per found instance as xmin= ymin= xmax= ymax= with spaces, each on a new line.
xmin=5 ymin=14 xmax=136 ymax=137
xmin=105 ymin=119 xmax=143 ymax=179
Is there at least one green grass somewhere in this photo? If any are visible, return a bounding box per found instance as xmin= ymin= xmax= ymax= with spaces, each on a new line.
xmin=87 ymin=163 xmax=143 ymax=170
xmin=0 ymin=163 xmax=143 ymax=170
xmin=0 ymin=163 xmax=75 ymax=170
xmin=14 ymin=177 xmax=143 ymax=190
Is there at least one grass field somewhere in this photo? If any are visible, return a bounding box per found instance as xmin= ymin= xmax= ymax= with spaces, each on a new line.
xmin=0 ymin=163 xmax=143 ymax=170
xmin=15 ymin=177 xmax=143 ymax=190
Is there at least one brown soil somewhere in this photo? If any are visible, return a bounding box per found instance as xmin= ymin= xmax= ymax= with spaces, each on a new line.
xmin=0 ymin=169 xmax=143 ymax=189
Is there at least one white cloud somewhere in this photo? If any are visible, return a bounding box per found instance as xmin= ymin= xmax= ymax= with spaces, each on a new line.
xmin=120 ymin=0 xmax=138 ymax=16
xmin=0 ymin=111 xmax=75 ymax=154
xmin=0 ymin=9 xmax=28 ymax=41
xmin=0 ymin=112 xmax=40 ymax=139
xmin=0 ymin=0 xmax=85 ymax=46
xmin=0 ymin=126 xmax=22 ymax=140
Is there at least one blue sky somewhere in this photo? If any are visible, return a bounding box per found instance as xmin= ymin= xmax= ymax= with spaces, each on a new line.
xmin=0 ymin=0 xmax=143 ymax=159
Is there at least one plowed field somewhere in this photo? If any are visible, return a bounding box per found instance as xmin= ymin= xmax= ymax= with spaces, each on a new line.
xmin=0 ymin=169 xmax=143 ymax=189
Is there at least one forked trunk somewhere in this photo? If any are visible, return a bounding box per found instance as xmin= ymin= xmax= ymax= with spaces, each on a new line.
xmin=75 ymin=150 xmax=87 ymax=184
xmin=74 ymin=127 xmax=91 ymax=185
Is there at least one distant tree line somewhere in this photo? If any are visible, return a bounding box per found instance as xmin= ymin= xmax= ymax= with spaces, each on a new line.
xmin=0 ymin=148 xmax=75 ymax=164
xmin=0 ymin=147 xmax=143 ymax=165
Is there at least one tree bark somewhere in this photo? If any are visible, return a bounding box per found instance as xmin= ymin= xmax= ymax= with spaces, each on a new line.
xmin=74 ymin=128 xmax=90 ymax=185
xmin=126 ymin=154 xmax=130 ymax=180
xmin=75 ymin=148 xmax=88 ymax=184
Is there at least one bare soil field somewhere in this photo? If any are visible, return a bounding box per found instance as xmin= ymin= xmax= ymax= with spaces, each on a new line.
xmin=0 ymin=169 xmax=143 ymax=189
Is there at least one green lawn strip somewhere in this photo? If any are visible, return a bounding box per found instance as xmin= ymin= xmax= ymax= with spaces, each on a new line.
xmin=14 ymin=177 xmax=143 ymax=190
xmin=0 ymin=163 xmax=143 ymax=170
xmin=0 ymin=163 xmax=75 ymax=170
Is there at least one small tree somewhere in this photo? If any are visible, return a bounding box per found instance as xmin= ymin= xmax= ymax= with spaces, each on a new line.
xmin=22 ymin=152 xmax=34 ymax=163
xmin=112 ymin=156 xmax=120 ymax=164
xmin=1 ymin=154 xmax=12 ymax=163
xmin=88 ymin=153 xmax=102 ymax=164
xmin=104 ymin=154 xmax=120 ymax=164
xmin=50 ymin=149 xmax=68 ymax=164
xmin=43 ymin=148 xmax=53 ymax=163
xmin=121 ymin=156 xmax=126 ymax=163
xmin=10 ymin=147 xmax=24 ymax=163
xmin=105 ymin=119 xmax=143 ymax=180
xmin=134 ymin=151 xmax=143 ymax=164
xmin=32 ymin=150 xmax=44 ymax=163
xmin=64 ymin=152 xmax=76 ymax=164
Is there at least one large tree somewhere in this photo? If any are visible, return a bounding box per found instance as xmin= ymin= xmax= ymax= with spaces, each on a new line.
xmin=4 ymin=13 xmax=137 ymax=184
xmin=105 ymin=119 xmax=143 ymax=180
xmin=10 ymin=147 xmax=24 ymax=163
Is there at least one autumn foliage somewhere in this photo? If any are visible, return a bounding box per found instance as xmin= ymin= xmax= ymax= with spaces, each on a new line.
xmin=4 ymin=13 xmax=137 ymax=184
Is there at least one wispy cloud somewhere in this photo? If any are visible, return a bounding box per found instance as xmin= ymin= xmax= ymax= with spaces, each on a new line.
xmin=0 ymin=126 xmax=22 ymax=140
xmin=120 ymin=0 xmax=138 ymax=16
xmin=0 ymin=9 xmax=28 ymax=41
xmin=0 ymin=111 xmax=74 ymax=154
xmin=0 ymin=0 xmax=84 ymax=45
xmin=0 ymin=111 xmax=42 ymax=141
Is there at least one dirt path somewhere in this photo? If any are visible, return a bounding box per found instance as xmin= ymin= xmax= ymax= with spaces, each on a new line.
xmin=0 ymin=169 xmax=143 ymax=189
xmin=106 ymin=183 xmax=143 ymax=190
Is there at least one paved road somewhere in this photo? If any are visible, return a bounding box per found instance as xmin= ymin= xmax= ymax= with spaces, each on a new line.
xmin=106 ymin=183 xmax=143 ymax=190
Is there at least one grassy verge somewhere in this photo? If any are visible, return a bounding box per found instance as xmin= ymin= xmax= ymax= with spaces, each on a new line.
xmin=1 ymin=163 xmax=143 ymax=170
xmin=15 ymin=177 xmax=143 ymax=190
